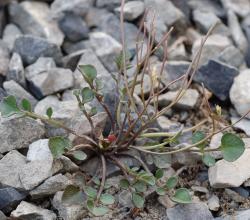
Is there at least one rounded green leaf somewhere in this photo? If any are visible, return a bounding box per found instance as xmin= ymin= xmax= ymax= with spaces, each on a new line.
xmin=132 ymin=193 xmax=145 ymax=209
xmin=49 ymin=136 xmax=71 ymax=158
xmin=73 ymin=150 xmax=87 ymax=161
xmin=171 ymin=188 xmax=192 ymax=204
xmin=139 ymin=173 xmax=155 ymax=186
xmin=100 ymin=193 xmax=115 ymax=205
xmin=21 ymin=99 xmax=31 ymax=112
xmin=155 ymin=169 xmax=164 ymax=179
xmin=81 ymin=87 xmax=94 ymax=103
xmin=202 ymin=154 xmax=216 ymax=167
xmin=120 ymin=179 xmax=130 ymax=189
xmin=46 ymin=107 xmax=53 ymax=119
xmin=166 ymin=176 xmax=178 ymax=189
xmin=192 ymin=131 xmax=206 ymax=149
xmin=92 ymin=206 xmax=109 ymax=216
xmin=85 ymin=186 xmax=97 ymax=199
xmin=79 ymin=65 xmax=97 ymax=83
xmin=220 ymin=133 xmax=245 ymax=162
xmin=133 ymin=181 xmax=147 ymax=193
xmin=0 ymin=95 xmax=22 ymax=117
xmin=95 ymin=78 xmax=104 ymax=90
xmin=62 ymin=185 xmax=85 ymax=205
xmin=156 ymin=187 xmax=166 ymax=196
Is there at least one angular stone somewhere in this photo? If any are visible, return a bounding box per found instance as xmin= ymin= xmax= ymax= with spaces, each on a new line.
xmin=30 ymin=174 xmax=70 ymax=199
xmin=231 ymin=117 xmax=250 ymax=137
xmin=28 ymin=67 xmax=74 ymax=99
xmin=90 ymin=32 xmax=122 ymax=72
xmin=52 ymin=191 xmax=86 ymax=220
xmin=3 ymin=80 xmax=37 ymax=108
xmin=9 ymin=1 xmax=64 ymax=46
xmin=96 ymin=0 xmax=121 ymax=10
xmin=0 ymin=87 xmax=7 ymax=102
xmin=11 ymin=201 xmax=56 ymax=220
xmin=192 ymin=34 xmax=232 ymax=66
xmin=227 ymin=10 xmax=248 ymax=55
xmin=230 ymin=69 xmax=250 ymax=119
xmin=166 ymin=202 xmax=214 ymax=220
xmin=195 ymin=59 xmax=238 ymax=101
xmin=216 ymin=209 xmax=250 ymax=220
xmin=25 ymin=57 xmax=56 ymax=80
xmin=2 ymin=24 xmax=23 ymax=51
xmin=6 ymin=53 xmax=25 ymax=87
xmin=158 ymin=89 xmax=199 ymax=110
xmin=208 ymin=195 xmax=220 ymax=211
xmin=0 ymin=150 xmax=26 ymax=189
xmin=221 ymin=0 xmax=250 ymax=18
xmin=115 ymin=1 xmax=145 ymax=21
xmin=0 ymin=117 xmax=45 ymax=153
xmin=59 ymin=156 xmax=79 ymax=172
xmin=58 ymin=12 xmax=89 ymax=42
xmin=0 ymin=211 xmax=6 ymax=220
xmin=14 ymin=35 xmax=63 ymax=65
xmin=0 ymin=187 xmax=27 ymax=213
xmin=192 ymin=9 xmax=229 ymax=35
xmin=209 ymin=142 xmax=250 ymax=188
xmin=0 ymin=40 xmax=10 ymax=77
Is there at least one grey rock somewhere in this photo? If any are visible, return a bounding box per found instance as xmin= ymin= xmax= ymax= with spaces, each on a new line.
xmin=0 ymin=40 xmax=10 ymax=77
xmin=2 ymin=24 xmax=23 ymax=51
xmin=231 ymin=187 xmax=249 ymax=199
xmin=216 ymin=209 xmax=250 ymax=220
xmin=195 ymin=59 xmax=238 ymax=101
xmin=59 ymin=155 xmax=79 ymax=172
xmin=166 ymin=202 xmax=214 ymax=220
xmin=221 ymin=0 xmax=250 ymax=18
xmin=0 ymin=87 xmax=7 ymax=102
xmin=0 ymin=116 xmax=45 ymax=153
xmin=118 ymin=190 xmax=133 ymax=208
xmin=13 ymin=35 xmax=63 ymax=65
xmin=217 ymin=46 xmax=245 ymax=68
xmin=51 ymin=0 xmax=94 ymax=18
xmin=192 ymin=9 xmax=229 ymax=35
xmin=168 ymin=42 xmax=188 ymax=61
xmin=0 ymin=150 xmax=26 ymax=189
xmin=115 ymin=1 xmax=145 ymax=21
xmin=158 ymin=89 xmax=199 ymax=110
xmin=30 ymin=174 xmax=70 ymax=199
xmin=227 ymin=10 xmax=248 ymax=55
xmin=11 ymin=201 xmax=56 ymax=220
xmin=158 ymin=194 xmax=176 ymax=209
xmin=0 ymin=187 xmax=27 ymax=213
xmin=192 ymin=34 xmax=231 ymax=66
xmin=9 ymin=1 xmax=64 ymax=46
xmin=90 ymin=32 xmax=122 ymax=72
xmin=230 ymin=69 xmax=250 ymax=119
xmin=28 ymin=67 xmax=74 ymax=99
xmin=231 ymin=117 xmax=250 ymax=137
xmin=96 ymin=0 xmax=121 ymax=10
xmin=209 ymin=141 xmax=250 ymax=188
xmin=224 ymin=188 xmax=245 ymax=203
xmin=6 ymin=53 xmax=25 ymax=87
xmin=25 ymin=57 xmax=56 ymax=80
xmin=0 ymin=211 xmax=6 ymax=220
xmin=52 ymin=191 xmax=86 ymax=220
xmin=3 ymin=80 xmax=37 ymax=108
xmin=0 ymin=7 xmax=5 ymax=37
xmin=62 ymin=39 xmax=88 ymax=55
xmin=208 ymin=195 xmax=220 ymax=211
xmin=58 ymin=12 xmax=89 ymax=42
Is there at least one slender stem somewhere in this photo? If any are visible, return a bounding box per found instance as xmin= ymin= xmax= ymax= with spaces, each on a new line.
xmin=96 ymin=154 xmax=106 ymax=202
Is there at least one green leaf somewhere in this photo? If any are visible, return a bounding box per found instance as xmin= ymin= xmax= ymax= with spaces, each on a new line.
xmin=73 ymin=172 xmax=86 ymax=187
xmin=95 ymin=78 xmax=104 ymax=90
xmin=46 ymin=107 xmax=53 ymax=119
xmin=87 ymin=199 xmax=94 ymax=211
xmin=171 ymin=188 xmax=192 ymax=204
xmin=92 ymin=206 xmax=109 ymax=216
xmin=81 ymin=87 xmax=94 ymax=104
xmin=73 ymin=150 xmax=87 ymax=161
xmin=0 ymin=95 xmax=22 ymax=117
xmin=89 ymin=107 xmax=97 ymax=116
xmin=202 ymin=154 xmax=216 ymax=167
xmin=85 ymin=186 xmax=97 ymax=199
xmin=49 ymin=136 xmax=71 ymax=158
xmin=62 ymin=185 xmax=85 ymax=205
xmin=192 ymin=131 xmax=206 ymax=150
xmin=139 ymin=173 xmax=155 ymax=186
xmin=100 ymin=193 xmax=115 ymax=205
xmin=156 ymin=187 xmax=166 ymax=196
xmin=220 ymin=133 xmax=245 ymax=162
xmin=21 ymin=99 xmax=31 ymax=112
xmin=79 ymin=65 xmax=97 ymax=83
xmin=166 ymin=176 xmax=178 ymax=189
xmin=132 ymin=193 xmax=145 ymax=209
xmin=120 ymin=179 xmax=130 ymax=189
xmin=155 ymin=169 xmax=164 ymax=180
xmin=133 ymin=181 xmax=147 ymax=193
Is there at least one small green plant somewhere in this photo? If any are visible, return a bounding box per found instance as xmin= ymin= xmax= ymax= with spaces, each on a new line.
xmin=0 ymin=2 xmax=249 ymax=217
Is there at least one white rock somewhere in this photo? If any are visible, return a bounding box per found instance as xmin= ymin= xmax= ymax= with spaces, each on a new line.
xmin=221 ymin=0 xmax=250 ymax=18
xmin=231 ymin=117 xmax=250 ymax=137
xmin=230 ymin=69 xmax=250 ymax=119
xmin=115 ymin=1 xmax=145 ymax=21
xmin=11 ymin=201 xmax=56 ymax=220
xmin=209 ymin=139 xmax=250 ymax=188
xmin=208 ymin=195 xmax=220 ymax=211
xmin=209 ymin=132 xmax=223 ymax=159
